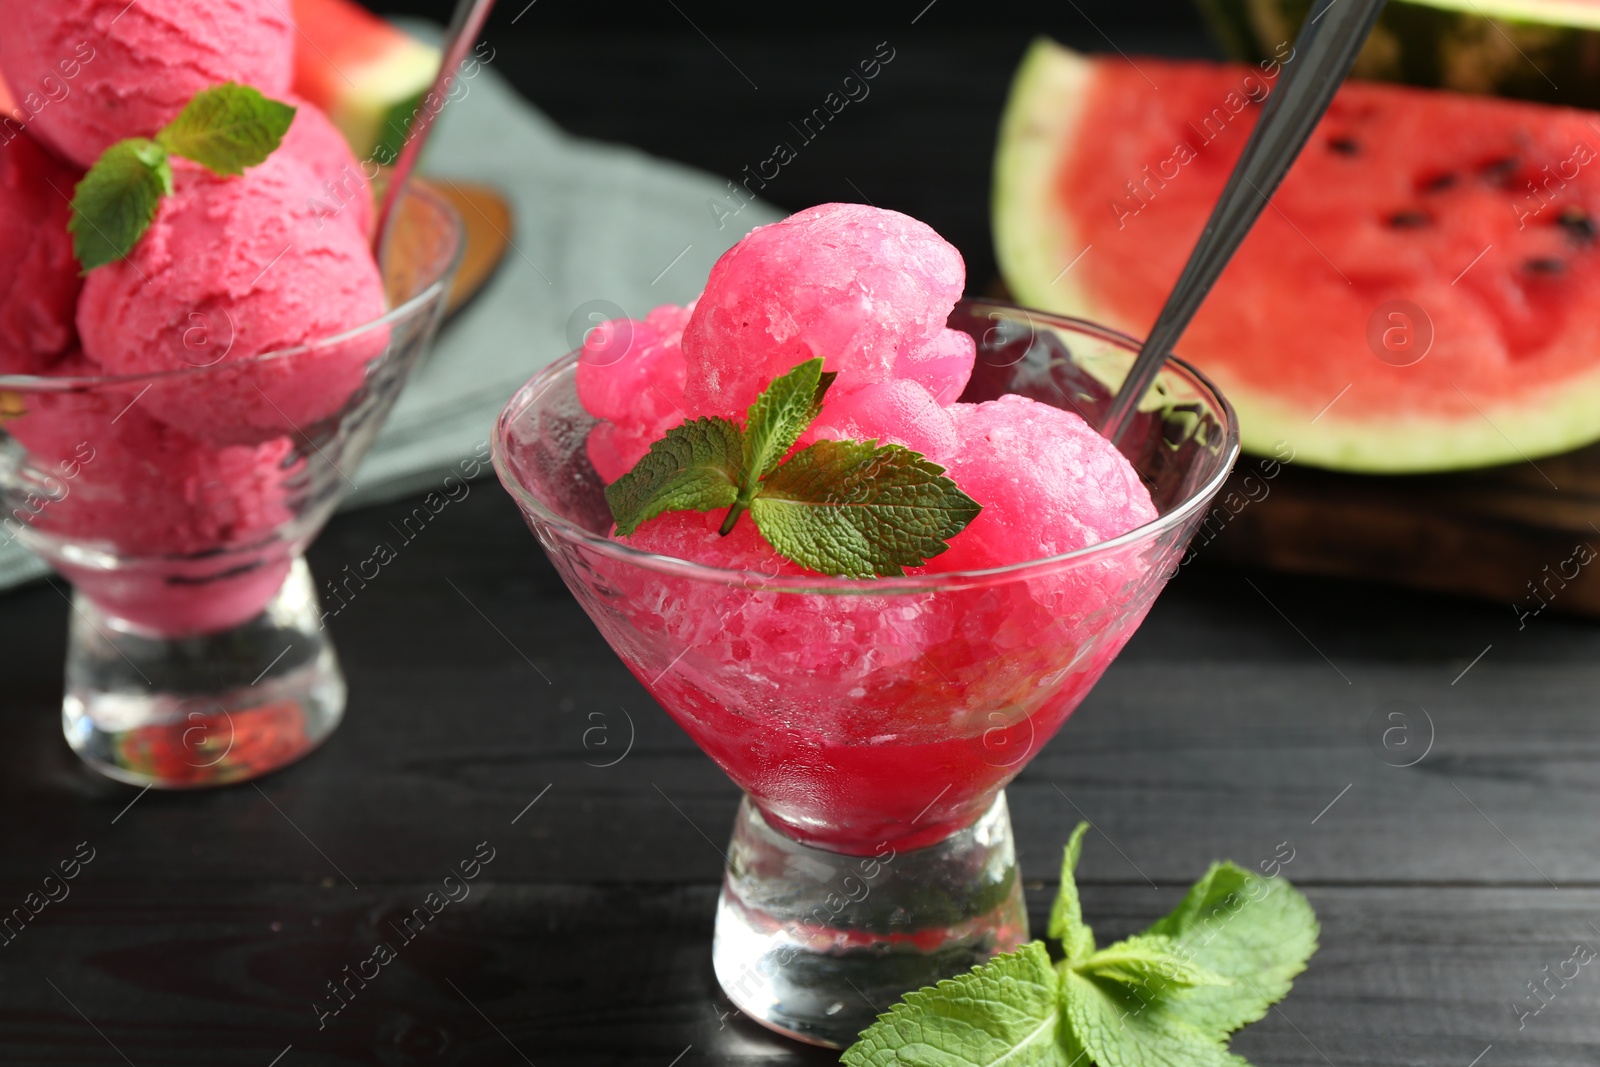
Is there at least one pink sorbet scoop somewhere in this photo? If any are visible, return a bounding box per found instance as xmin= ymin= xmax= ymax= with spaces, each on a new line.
xmin=76 ymin=146 xmax=388 ymax=445
xmin=0 ymin=0 xmax=295 ymax=168
xmin=682 ymin=202 xmax=967 ymax=418
xmin=0 ymin=131 xmax=82 ymax=375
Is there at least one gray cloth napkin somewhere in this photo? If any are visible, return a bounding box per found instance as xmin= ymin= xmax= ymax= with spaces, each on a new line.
xmin=0 ymin=51 xmax=780 ymax=594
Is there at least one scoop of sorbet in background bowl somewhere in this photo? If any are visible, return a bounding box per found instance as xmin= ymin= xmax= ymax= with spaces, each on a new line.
xmin=0 ymin=183 xmax=462 ymax=789
xmin=0 ymin=131 xmax=82 ymax=376
xmin=76 ymin=107 xmax=388 ymax=445
xmin=0 ymin=0 xmax=296 ymax=168
xmin=495 ymin=299 xmax=1239 ymax=1047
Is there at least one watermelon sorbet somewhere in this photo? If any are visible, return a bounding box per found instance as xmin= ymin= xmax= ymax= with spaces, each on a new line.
xmin=0 ymin=0 xmax=296 ymax=168
xmin=545 ymin=204 xmax=1168 ymax=853
xmin=0 ymin=1 xmax=390 ymax=636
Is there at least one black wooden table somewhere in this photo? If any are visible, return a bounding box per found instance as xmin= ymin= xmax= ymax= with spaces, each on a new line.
xmin=5 ymin=7 xmax=1600 ymax=1064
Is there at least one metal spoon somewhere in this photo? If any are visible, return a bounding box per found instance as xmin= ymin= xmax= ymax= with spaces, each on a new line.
xmin=373 ymin=0 xmax=501 ymax=256
xmin=1098 ymin=0 xmax=1388 ymax=444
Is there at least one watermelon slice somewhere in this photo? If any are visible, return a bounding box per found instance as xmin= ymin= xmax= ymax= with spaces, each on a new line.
xmin=290 ymin=0 xmax=441 ymax=161
xmin=1200 ymin=0 xmax=1600 ymax=110
xmin=995 ymin=40 xmax=1600 ymax=472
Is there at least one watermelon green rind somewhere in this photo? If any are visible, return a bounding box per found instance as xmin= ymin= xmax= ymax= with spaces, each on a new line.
xmin=993 ymin=39 xmax=1100 ymax=332
xmin=1209 ymin=367 xmax=1600 ymax=472
xmin=1198 ymin=0 xmax=1600 ymax=110
xmin=992 ymin=39 xmax=1600 ymax=473
xmin=994 ymin=41 xmax=1218 ymax=421
xmin=373 ymin=88 xmax=429 ymax=163
xmin=320 ymin=42 xmax=439 ymax=161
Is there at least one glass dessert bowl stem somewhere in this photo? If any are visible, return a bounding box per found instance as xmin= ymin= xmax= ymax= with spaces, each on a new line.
xmin=60 ymin=556 xmax=345 ymax=788
xmin=494 ymin=300 xmax=1240 ymax=1047
xmin=0 ymin=182 xmax=463 ymax=789
xmin=715 ymin=792 xmax=1028 ymax=1048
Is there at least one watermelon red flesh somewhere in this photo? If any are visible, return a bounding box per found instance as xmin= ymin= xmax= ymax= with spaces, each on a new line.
xmin=996 ymin=40 xmax=1600 ymax=472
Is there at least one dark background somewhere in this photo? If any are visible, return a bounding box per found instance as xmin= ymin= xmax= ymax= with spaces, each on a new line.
xmin=363 ymin=0 xmax=1217 ymax=286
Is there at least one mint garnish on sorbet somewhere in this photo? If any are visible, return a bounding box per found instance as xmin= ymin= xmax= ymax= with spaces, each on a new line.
xmin=842 ymin=822 xmax=1319 ymax=1067
xmin=605 ymin=358 xmax=981 ymax=578
xmin=67 ymin=139 xmax=174 ymax=274
xmin=154 ymin=82 xmax=296 ymax=176
xmin=70 ymin=83 xmax=295 ymax=271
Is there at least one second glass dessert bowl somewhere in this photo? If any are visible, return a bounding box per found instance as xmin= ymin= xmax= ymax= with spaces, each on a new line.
xmin=495 ymin=299 xmax=1239 ymax=1048
xmin=0 ymin=182 xmax=463 ymax=789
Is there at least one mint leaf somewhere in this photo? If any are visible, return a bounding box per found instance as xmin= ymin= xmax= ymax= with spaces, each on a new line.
xmin=749 ymin=440 xmax=981 ymax=578
xmin=156 ymin=83 xmax=296 ymax=176
xmin=1047 ymin=821 xmax=1096 ymax=965
xmin=1060 ymin=969 xmax=1250 ymax=1067
xmin=68 ymin=84 xmax=294 ymax=272
xmin=1075 ymin=934 xmax=1231 ymax=993
xmin=718 ymin=357 xmax=836 ymax=535
xmin=843 ymin=837 xmax=1318 ymax=1067
xmin=741 ymin=356 xmax=835 ymax=480
xmin=1143 ymin=863 xmax=1319 ymax=1039
xmin=604 ymin=358 xmax=980 ymax=573
xmin=842 ymin=942 xmax=1069 ymax=1067
xmin=69 ymin=138 xmax=173 ymax=271
xmin=605 ymin=417 xmax=743 ymax=536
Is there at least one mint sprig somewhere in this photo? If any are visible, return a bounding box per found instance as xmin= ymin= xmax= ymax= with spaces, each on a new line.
xmin=70 ymin=83 xmax=296 ymax=271
xmin=604 ymin=358 xmax=981 ymax=578
xmin=750 ymin=439 xmax=980 ymax=578
xmin=842 ymin=822 xmax=1319 ymax=1067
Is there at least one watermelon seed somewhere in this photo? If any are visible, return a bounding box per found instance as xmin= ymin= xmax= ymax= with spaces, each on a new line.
xmin=1478 ymin=157 xmax=1519 ymax=186
xmin=1557 ymin=207 xmax=1596 ymax=243
xmin=1419 ymin=173 xmax=1458 ymax=193
xmin=1328 ymin=137 xmax=1359 ymax=155
xmin=1386 ymin=211 xmax=1430 ymax=229
xmin=1525 ymin=257 xmax=1566 ymax=274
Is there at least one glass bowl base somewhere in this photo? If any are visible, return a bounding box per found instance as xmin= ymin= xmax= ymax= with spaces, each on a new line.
xmin=61 ymin=556 xmax=346 ymax=788
xmin=712 ymin=791 xmax=1028 ymax=1049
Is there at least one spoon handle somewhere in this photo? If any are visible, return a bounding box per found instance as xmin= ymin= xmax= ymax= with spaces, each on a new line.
xmin=1100 ymin=0 xmax=1387 ymax=443
xmin=373 ymin=0 xmax=501 ymax=255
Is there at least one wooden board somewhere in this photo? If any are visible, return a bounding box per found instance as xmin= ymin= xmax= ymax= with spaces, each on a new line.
xmin=432 ymin=180 xmax=513 ymax=317
xmin=1198 ymin=440 xmax=1600 ymax=619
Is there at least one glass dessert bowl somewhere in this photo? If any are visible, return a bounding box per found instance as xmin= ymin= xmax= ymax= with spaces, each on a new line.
xmin=0 ymin=182 xmax=462 ymax=789
xmin=495 ymin=299 xmax=1240 ymax=1048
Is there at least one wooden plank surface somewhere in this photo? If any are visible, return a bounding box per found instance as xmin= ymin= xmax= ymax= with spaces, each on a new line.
xmin=1203 ymin=441 xmax=1600 ymax=618
xmin=0 ymin=882 xmax=1595 ymax=1065
xmin=3 ymin=483 xmax=1600 ymax=1064
xmin=5 ymin=487 xmax=1600 ymax=888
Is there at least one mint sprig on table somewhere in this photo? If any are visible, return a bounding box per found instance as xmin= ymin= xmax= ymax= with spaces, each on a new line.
xmin=70 ymin=83 xmax=296 ymax=271
xmin=842 ymin=822 xmax=1319 ymax=1067
xmin=605 ymin=358 xmax=982 ymax=578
